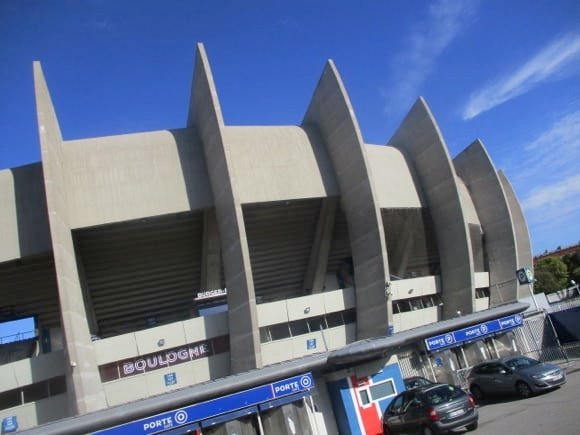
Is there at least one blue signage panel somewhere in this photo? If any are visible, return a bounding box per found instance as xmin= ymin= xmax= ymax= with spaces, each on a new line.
xmin=94 ymin=372 xmax=314 ymax=434
xmin=2 ymin=416 xmax=18 ymax=433
xmin=425 ymin=314 xmax=523 ymax=352
xmin=306 ymin=338 xmax=316 ymax=350
xmin=164 ymin=373 xmax=177 ymax=386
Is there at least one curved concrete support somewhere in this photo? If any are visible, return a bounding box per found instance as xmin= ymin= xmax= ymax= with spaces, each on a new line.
xmin=454 ymin=140 xmax=518 ymax=305
xmin=389 ymin=98 xmax=474 ymax=317
xmin=498 ymin=170 xmax=534 ymax=299
xmin=303 ymin=61 xmax=391 ymax=339
xmin=33 ymin=62 xmax=106 ymax=414
xmin=187 ymin=44 xmax=261 ymax=372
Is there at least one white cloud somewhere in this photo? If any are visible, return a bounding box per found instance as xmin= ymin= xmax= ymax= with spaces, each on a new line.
xmin=523 ymin=173 xmax=580 ymax=211
xmin=463 ymin=33 xmax=580 ymax=120
xmin=511 ymin=109 xmax=580 ymax=183
xmin=383 ymin=0 xmax=479 ymax=115
xmin=505 ymin=109 xmax=580 ymax=253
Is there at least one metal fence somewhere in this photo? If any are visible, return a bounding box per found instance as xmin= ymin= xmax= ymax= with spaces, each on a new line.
xmin=513 ymin=313 xmax=568 ymax=362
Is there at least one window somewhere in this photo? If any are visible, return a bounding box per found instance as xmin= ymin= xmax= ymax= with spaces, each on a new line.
xmin=307 ymin=316 xmax=327 ymax=333
xmin=326 ymin=312 xmax=344 ymax=328
xmin=0 ymin=376 xmax=67 ymax=411
xmin=0 ymin=390 xmax=20 ymax=410
xmin=47 ymin=376 xmax=67 ymax=396
xmin=343 ymin=309 xmax=357 ymax=324
xmin=259 ymin=308 xmax=355 ymax=343
xmin=289 ymin=319 xmax=309 ymax=336
xmin=393 ymin=294 xmax=441 ymax=313
xmin=369 ymin=380 xmax=396 ymax=401
xmin=475 ymin=288 xmax=490 ymax=299
xmin=22 ymin=382 xmax=48 ymax=402
xmin=359 ymin=389 xmax=370 ymax=405
xmin=269 ymin=323 xmax=291 ymax=341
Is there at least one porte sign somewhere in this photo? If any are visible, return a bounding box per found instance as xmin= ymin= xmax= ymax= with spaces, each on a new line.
xmin=425 ymin=314 xmax=523 ymax=352
xmin=94 ymin=372 xmax=315 ymax=434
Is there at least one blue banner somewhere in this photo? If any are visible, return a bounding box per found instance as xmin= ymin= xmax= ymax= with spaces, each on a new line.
xmin=425 ymin=314 xmax=523 ymax=352
xmin=94 ymin=372 xmax=314 ymax=434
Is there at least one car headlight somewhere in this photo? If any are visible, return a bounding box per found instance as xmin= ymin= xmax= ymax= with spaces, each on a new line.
xmin=531 ymin=374 xmax=545 ymax=380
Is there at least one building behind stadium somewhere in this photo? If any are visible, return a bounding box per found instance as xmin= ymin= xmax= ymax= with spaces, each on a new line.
xmin=0 ymin=44 xmax=533 ymax=434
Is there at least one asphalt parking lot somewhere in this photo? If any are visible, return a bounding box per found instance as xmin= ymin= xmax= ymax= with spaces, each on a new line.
xmin=473 ymin=362 xmax=579 ymax=435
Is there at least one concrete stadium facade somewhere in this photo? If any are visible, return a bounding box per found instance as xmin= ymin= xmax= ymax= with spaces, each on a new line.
xmin=0 ymin=44 xmax=533 ymax=433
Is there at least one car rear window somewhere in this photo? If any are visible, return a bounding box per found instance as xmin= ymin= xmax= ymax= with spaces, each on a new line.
xmin=423 ymin=385 xmax=464 ymax=405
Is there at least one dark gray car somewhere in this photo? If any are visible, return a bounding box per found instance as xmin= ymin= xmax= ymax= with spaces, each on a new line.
xmin=467 ymin=355 xmax=566 ymax=400
xmin=382 ymin=383 xmax=478 ymax=435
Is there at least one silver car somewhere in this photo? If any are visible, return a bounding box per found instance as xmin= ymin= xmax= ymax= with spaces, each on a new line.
xmin=467 ymin=355 xmax=566 ymax=400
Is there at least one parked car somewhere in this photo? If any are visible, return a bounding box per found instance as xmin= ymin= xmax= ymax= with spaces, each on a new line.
xmin=404 ymin=376 xmax=434 ymax=390
xmin=382 ymin=383 xmax=478 ymax=435
xmin=467 ymin=355 xmax=566 ymax=400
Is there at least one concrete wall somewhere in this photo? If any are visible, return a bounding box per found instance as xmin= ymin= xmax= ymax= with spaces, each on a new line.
xmin=64 ymin=128 xmax=212 ymax=229
xmin=0 ymin=164 xmax=51 ymax=262
xmin=393 ymin=307 xmax=438 ymax=332
xmin=257 ymin=289 xmax=356 ymax=365
xmin=303 ymin=61 xmax=391 ymax=339
xmin=389 ymin=98 xmax=475 ymax=318
xmin=94 ymin=314 xmax=230 ymax=406
xmin=454 ymin=140 xmax=519 ymax=305
xmin=33 ymin=62 xmax=107 ymax=414
xmin=365 ymin=145 xmax=423 ymax=208
xmin=498 ymin=170 xmax=534 ymax=299
xmin=390 ymin=276 xmax=440 ymax=300
xmin=187 ymin=44 xmax=261 ymax=372
xmin=0 ymin=394 xmax=71 ymax=432
xmin=455 ymin=177 xmax=481 ymax=225
xmin=224 ymin=126 xmax=338 ymax=203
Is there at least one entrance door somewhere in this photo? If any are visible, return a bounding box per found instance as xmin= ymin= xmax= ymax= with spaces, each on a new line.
xmin=428 ymin=349 xmax=468 ymax=386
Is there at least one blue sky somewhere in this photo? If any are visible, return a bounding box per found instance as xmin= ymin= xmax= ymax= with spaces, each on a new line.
xmin=0 ymin=0 xmax=578 ymax=255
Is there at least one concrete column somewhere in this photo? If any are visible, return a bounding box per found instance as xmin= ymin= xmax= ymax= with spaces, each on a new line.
xmin=187 ymin=44 xmax=261 ymax=372
xmin=454 ymin=140 xmax=519 ymax=305
xmin=498 ymin=170 xmax=534 ymax=299
xmin=302 ymin=198 xmax=338 ymax=293
xmin=389 ymin=98 xmax=475 ymax=318
xmin=303 ymin=61 xmax=391 ymax=339
xmin=201 ymin=208 xmax=223 ymax=291
xmin=33 ymin=62 xmax=106 ymax=414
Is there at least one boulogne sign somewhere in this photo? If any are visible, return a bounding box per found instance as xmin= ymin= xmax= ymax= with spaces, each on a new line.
xmin=122 ymin=341 xmax=211 ymax=377
xmin=99 ymin=335 xmax=229 ymax=382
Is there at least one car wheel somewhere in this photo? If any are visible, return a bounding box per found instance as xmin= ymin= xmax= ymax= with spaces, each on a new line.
xmin=466 ymin=421 xmax=478 ymax=431
xmin=516 ymin=381 xmax=532 ymax=399
xmin=470 ymin=385 xmax=484 ymax=401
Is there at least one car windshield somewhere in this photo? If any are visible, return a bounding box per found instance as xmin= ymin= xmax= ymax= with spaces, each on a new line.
xmin=422 ymin=385 xmax=464 ymax=405
xmin=505 ymin=357 xmax=540 ymax=370
xmin=405 ymin=377 xmax=432 ymax=389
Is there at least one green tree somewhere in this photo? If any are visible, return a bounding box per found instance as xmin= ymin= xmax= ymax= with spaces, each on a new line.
xmin=534 ymin=257 xmax=568 ymax=293
xmin=562 ymin=250 xmax=580 ymax=282
xmin=533 ymin=270 xmax=561 ymax=293
xmin=570 ymin=266 xmax=580 ymax=285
